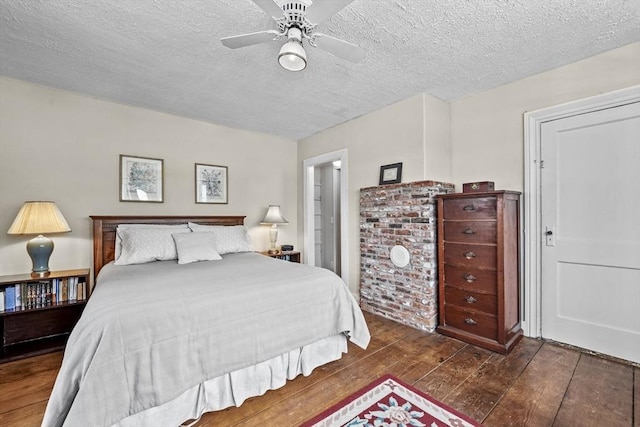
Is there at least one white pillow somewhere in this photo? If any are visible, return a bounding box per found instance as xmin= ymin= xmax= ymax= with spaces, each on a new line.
xmin=188 ymin=223 xmax=253 ymax=254
xmin=172 ymin=233 xmax=222 ymax=264
xmin=115 ymin=224 xmax=189 ymax=260
xmin=115 ymin=227 xmax=191 ymax=265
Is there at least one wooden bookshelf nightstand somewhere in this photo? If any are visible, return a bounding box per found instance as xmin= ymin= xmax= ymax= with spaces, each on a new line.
xmin=0 ymin=269 xmax=90 ymax=362
xmin=260 ymin=251 xmax=301 ymax=263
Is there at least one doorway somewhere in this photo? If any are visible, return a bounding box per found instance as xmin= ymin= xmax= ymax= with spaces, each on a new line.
xmin=303 ymin=149 xmax=349 ymax=282
xmin=313 ymin=161 xmax=341 ymax=275
xmin=524 ymin=85 xmax=640 ymax=363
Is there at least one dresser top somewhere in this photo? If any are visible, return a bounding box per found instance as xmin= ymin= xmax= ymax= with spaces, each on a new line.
xmin=435 ymin=190 xmax=521 ymax=199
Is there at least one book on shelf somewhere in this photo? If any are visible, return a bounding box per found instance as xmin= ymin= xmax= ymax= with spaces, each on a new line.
xmin=0 ymin=275 xmax=87 ymax=312
xmin=77 ymin=279 xmax=85 ymax=301
xmin=35 ymin=283 xmax=42 ymax=308
xmin=69 ymin=276 xmax=76 ymax=301
xmin=5 ymin=286 xmax=16 ymax=311
xmin=15 ymin=284 xmax=22 ymax=308
xmin=61 ymin=279 xmax=68 ymax=302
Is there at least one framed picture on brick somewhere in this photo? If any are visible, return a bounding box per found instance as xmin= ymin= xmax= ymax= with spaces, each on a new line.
xmin=379 ymin=162 xmax=402 ymax=185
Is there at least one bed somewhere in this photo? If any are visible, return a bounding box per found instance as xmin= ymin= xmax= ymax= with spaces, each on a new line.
xmin=42 ymin=215 xmax=370 ymax=427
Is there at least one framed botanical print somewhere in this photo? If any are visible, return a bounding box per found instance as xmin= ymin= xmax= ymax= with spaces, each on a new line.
xmin=195 ymin=163 xmax=228 ymax=204
xmin=119 ymin=155 xmax=164 ymax=202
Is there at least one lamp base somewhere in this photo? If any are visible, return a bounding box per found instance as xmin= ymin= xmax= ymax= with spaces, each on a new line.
xmin=31 ymin=271 xmax=51 ymax=278
xmin=267 ymin=225 xmax=280 ymax=255
xmin=26 ymin=234 xmax=54 ymax=275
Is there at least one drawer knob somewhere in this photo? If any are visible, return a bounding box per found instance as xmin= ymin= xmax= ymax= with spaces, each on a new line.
xmin=464 ymin=295 xmax=477 ymax=303
xmin=463 ymin=204 xmax=476 ymax=212
xmin=464 ymin=274 xmax=477 ymax=282
xmin=464 ymin=318 xmax=478 ymax=325
xmin=463 ymin=251 xmax=476 ymax=259
xmin=463 ymin=228 xmax=475 ymax=235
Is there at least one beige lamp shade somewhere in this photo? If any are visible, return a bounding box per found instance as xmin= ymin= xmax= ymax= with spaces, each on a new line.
xmin=8 ymin=201 xmax=70 ymax=275
xmin=7 ymin=201 xmax=71 ymax=235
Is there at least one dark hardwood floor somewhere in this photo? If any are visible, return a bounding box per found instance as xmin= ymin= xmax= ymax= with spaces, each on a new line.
xmin=0 ymin=312 xmax=637 ymax=426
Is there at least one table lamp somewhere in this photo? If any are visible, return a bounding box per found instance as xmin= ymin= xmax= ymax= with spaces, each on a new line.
xmin=260 ymin=205 xmax=288 ymax=254
xmin=7 ymin=201 xmax=71 ymax=276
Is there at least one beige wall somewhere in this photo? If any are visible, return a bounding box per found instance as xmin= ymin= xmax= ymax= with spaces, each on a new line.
xmin=0 ymin=78 xmax=298 ymax=277
xmin=423 ymin=95 xmax=452 ymax=183
xmin=450 ymin=42 xmax=640 ymax=191
xmin=298 ymin=42 xmax=639 ymax=294
xmin=2 ymin=42 xmax=638 ymax=289
xmin=298 ymin=93 xmax=451 ymax=291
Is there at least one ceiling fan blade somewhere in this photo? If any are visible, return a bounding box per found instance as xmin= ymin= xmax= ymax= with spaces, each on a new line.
xmin=305 ymin=0 xmax=356 ymax=24
xmin=221 ymin=30 xmax=280 ymax=49
xmin=250 ymin=0 xmax=284 ymax=18
xmin=312 ymin=33 xmax=365 ymax=63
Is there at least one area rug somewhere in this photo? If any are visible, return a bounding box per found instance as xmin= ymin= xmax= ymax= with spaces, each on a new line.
xmin=301 ymin=374 xmax=482 ymax=427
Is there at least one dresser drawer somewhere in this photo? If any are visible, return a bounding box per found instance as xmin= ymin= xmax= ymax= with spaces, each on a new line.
xmin=443 ymin=221 xmax=496 ymax=244
xmin=443 ymin=197 xmax=496 ymax=220
xmin=445 ymin=286 xmax=497 ymax=314
xmin=444 ymin=265 xmax=496 ymax=294
xmin=443 ymin=243 xmax=496 ymax=269
xmin=444 ymin=305 xmax=498 ymax=340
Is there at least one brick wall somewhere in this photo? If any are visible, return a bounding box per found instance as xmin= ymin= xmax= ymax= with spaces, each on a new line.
xmin=360 ymin=180 xmax=455 ymax=332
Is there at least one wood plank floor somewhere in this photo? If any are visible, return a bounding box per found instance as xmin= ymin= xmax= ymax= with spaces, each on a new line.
xmin=0 ymin=312 xmax=637 ymax=426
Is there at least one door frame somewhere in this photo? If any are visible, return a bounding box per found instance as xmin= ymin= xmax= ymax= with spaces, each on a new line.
xmin=303 ymin=149 xmax=349 ymax=283
xmin=522 ymin=85 xmax=640 ymax=338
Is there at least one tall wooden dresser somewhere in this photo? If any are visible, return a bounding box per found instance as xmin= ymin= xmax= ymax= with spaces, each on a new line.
xmin=435 ymin=191 xmax=523 ymax=353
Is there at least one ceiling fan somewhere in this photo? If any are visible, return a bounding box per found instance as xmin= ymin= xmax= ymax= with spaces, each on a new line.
xmin=221 ymin=0 xmax=365 ymax=72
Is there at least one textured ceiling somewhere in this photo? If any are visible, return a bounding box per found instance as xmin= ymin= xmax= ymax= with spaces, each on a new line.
xmin=1 ymin=0 xmax=639 ymax=140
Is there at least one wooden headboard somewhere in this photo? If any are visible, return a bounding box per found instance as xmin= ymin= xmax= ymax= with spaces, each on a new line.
xmin=90 ymin=215 xmax=246 ymax=281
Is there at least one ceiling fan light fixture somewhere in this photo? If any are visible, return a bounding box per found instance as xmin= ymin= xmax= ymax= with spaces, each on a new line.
xmin=221 ymin=1 xmax=364 ymax=71
xmin=278 ymin=39 xmax=307 ymax=71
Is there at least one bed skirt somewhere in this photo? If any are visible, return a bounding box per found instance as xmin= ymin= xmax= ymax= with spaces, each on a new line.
xmin=113 ymin=334 xmax=348 ymax=427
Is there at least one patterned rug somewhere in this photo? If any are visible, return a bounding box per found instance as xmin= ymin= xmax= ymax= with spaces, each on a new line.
xmin=301 ymin=374 xmax=482 ymax=427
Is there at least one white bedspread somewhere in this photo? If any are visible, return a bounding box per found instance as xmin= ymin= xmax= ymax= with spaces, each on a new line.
xmin=42 ymin=253 xmax=370 ymax=427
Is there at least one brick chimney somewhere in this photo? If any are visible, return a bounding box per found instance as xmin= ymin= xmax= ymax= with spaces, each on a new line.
xmin=360 ymin=180 xmax=454 ymax=331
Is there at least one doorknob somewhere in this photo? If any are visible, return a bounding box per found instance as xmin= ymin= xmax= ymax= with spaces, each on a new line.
xmin=545 ymin=227 xmax=555 ymax=246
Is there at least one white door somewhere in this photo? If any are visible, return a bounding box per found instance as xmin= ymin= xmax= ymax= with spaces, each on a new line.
xmin=540 ymin=101 xmax=640 ymax=363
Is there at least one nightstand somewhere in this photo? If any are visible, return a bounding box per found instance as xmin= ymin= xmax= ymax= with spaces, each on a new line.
xmin=0 ymin=269 xmax=90 ymax=362
xmin=260 ymin=251 xmax=301 ymax=263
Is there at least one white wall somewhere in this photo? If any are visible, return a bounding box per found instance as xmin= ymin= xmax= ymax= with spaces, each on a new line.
xmin=0 ymin=78 xmax=298 ymax=278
